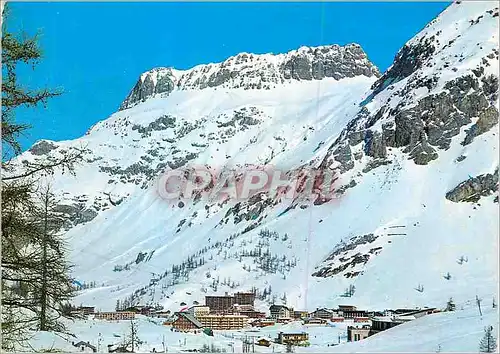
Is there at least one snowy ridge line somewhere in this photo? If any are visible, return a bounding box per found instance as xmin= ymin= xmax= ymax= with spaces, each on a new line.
xmin=119 ymin=43 xmax=380 ymax=110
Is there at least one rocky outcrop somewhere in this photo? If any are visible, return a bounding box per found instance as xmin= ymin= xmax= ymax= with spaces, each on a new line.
xmin=29 ymin=140 xmax=58 ymax=156
xmin=371 ymin=36 xmax=437 ymax=96
xmin=120 ymin=68 xmax=176 ymax=110
xmin=312 ymin=233 xmax=380 ymax=278
xmin=462 ymin=105 xmax=499 ymax=145
xmin=54 ymin=203 xmax=98 ymax=228
xmin=445 ymin=170 xmax=498 ymax=202
xmin=119 ymin=44 xmax=380 ymax=110
xmin=131 ymin=115 xmax=177 ymax=138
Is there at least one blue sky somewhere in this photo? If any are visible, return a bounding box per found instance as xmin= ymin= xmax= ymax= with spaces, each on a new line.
xmin=8 ymin=2 xmax=449 ymax=151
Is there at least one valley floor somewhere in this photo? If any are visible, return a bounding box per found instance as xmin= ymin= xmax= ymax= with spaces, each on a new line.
xmin=25 ymin=303 xmax=498 ymax=353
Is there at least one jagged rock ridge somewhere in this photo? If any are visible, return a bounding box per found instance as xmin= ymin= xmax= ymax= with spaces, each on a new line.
xmin=119 ymin=44 xmax=380 ymax=110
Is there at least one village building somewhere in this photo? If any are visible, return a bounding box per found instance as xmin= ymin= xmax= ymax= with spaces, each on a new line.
xmin=269 ymin=305 xmax=292 ymax=319
xmin=251 ymin=319 xmax=276 ymax=327
xmin=369 ymin=317 xmax=405 ymax=335
xmin=234 ymin=291 xmax=256 ymax=306
xmin=353 ymin=316 xmax=371 ymax=323
xmin=70 ymin=310 xmax=87 ymax=318
xmin=121 ymin=305 xmax=154 ymax=316
xmin=196 ymin=314 xmax=248 ymax=330
xmin=347 ymin=325 xmax=371 ymax=342
xmin=338 ymin=305 xmax=357 ymax=311
xmin=340 ymin=309 xmax=368 ymax=319
xmin=187 ymin=305 xmax=210 ymax=317
xmin=205 ymin=294 xmax=235 ymax=314
xmin=331 ymin=317 xmax=345 ymax=322
xmin=256 ymin=338 xmax=271 ymax=347
xmin=162 ymin=316 xmax=176 ymax=326
xmin=304 ymin=317 xmax=328 ymax=325
xmin=94 ymin=311 xmax=135 ymax=321
xmin=276 ymin=332 xmax=309 ymax=345
xmin=152 ymin=310 xmax=171 ymax=318
xmin=237 ymin=308 xmax=266 ymax=319
xmin=77 ymin=306 xmax=95 ymax=315
xmin=310 ymin=308 xmax=334 ymax=319
xmin=293 ymin=310 xmax=309 ymax=319
xmin=72 ymin=341 xmax=96 ymax=353
xmin=392 ymin=308 xmax=438 ymax=318
xmin=172 ymin=312 xmax=204 ymax=332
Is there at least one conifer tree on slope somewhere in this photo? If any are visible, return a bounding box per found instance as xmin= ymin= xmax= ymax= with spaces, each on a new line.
xmin=479 ymin=326 xmax=497 ymax=353
xmin=1 ymin=4 xmax=82 ymax=349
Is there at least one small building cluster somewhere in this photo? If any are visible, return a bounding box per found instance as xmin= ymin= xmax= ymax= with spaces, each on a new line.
xmin=94 ymin=311 xmax=136 ymax=321
xmin=172 ymin=290 xmax=264 ymax=331
xmin=346 ymin=308 xmax=439 ymax=342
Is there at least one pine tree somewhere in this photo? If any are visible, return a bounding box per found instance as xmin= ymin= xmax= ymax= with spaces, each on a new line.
xmin=445 ymin=297 xmax=456 ymax=312
xmin=122 ymin=321 xmax=142 ymax=352
xmin=479 ymin=326 xmax=497 ymax=353
xmin=1 ymin=6 xmax=82 ymax=349
xmin=32 ymin=184 xmax=75 ymax=331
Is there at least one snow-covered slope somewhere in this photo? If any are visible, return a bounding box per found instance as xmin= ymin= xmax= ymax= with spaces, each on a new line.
xmin=11 ymin=1 xmax=498 ymax=326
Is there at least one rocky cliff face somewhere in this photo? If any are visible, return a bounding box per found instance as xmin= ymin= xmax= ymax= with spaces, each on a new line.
xmin=119 ymin=44 xmax=380 ymax=110
xmin=317 ymin=2 xmax=499 ymax=177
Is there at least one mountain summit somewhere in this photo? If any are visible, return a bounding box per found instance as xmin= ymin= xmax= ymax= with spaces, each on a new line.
xmin=119 ymin=43 xmax=380 ymax=110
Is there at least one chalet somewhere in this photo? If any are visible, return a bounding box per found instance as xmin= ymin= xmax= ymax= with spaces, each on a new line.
xmin=256 ymin=338 xmax=271 ymax=347
xmin=269 ymin=305 xmax=291 ymax=319
xmin=277 ymin=332 xmax=309 ymax=345
xmin=94 ymin=312 xmax=135 ymax=321
xmin=72 ymin=341 xmax=97 ymax=353
xmin=172 ymin=312 xmax=204 ymax=332
xmin=293 ymin=310 xmax=309 ymax=319
xmin=347 ymin=325 xmax=371 ymax=342
xmin=310 ymin=308 xmax=333 ymax=319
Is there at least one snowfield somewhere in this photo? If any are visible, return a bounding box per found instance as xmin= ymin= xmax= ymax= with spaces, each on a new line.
xmin=11 ymin=1 xmax=499 ymax=352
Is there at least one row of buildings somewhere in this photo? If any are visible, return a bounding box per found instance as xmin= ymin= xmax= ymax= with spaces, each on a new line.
xmin=347 ymin=308 xmax=439 ymax=342
xmin=78 ymin=292 xmax=440 ymax=345
xmin=269 ymin=304 xmax=370 ymax=322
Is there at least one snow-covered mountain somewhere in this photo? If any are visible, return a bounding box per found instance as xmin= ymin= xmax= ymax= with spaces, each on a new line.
xmin=13 ymin=1 xmax=498 ymax=318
